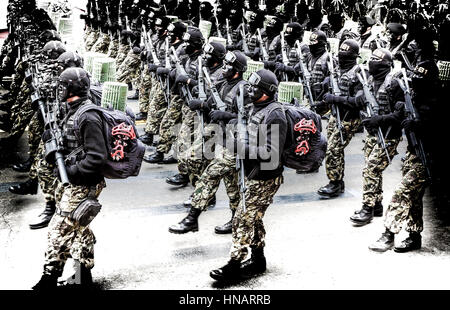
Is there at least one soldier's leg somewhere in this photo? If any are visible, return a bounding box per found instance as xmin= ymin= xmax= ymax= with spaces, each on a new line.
xmin=106 ymin=39 xmax=120 ymax=59
xmin=43 ymin=181 xmax=105 ymax=277
xmin=91 ymin=34 xmax=111 ymax=54
xmin=138 ymin=67 xmax=153 ymax=114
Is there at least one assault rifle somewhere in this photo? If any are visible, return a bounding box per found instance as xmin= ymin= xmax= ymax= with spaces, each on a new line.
xmin=397 ymin=68 xmax=431 ymax=179
xmin=214 ymin=8 xmax=223 ymax=38
xmin=295 ymin=40 xmax=315 ymax=111
xmin=356 ymin=67 xmax=391 ymax=163
xmin=226 ymin=19 xmax=233 ymax=46
xmin=280 ymin=31 xmax=289 ymax=81
xmin=257 ymin=28 xmax=270 ymax=62
xmin=164 ymin=37 xmax=171 ymax=104
xmin=202 ymin=67 xmax=227 ymax=111
xmin=327 ymin=53 xmax=344 ymax=144
xmin=236 ymin=84 xmax=247 ymax=213
xmin=105 ymin=6 xmax=115 ymax=40
xmin=29 ymin=63 xmax=69 ymax=186
xmin=171 ymin=46 xmax=193 ymax=102
xmin=197 ymin=57 xmax=206 ymax=150
xmin=124 ymin=15 xmax=133 ymax=48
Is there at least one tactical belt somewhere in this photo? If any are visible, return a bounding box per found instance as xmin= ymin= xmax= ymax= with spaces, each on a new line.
xmin=56 ymin=208 xmax=71 ymax=217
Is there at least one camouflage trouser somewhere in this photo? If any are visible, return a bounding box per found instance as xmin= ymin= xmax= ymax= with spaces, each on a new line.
xmin=85 ymin=30 xmax=100 ymax=52
xmin=27 ymin=112 xmax=43 ymax=159
xmin=43 ymin=180 xmax=106 ymax=276
xmin=154 ymin=93 xmax=184 ymax=154
xmin=138 ymin=67 xmax=153 ymax=113
xmin=83 ymin=27 xmax=92 ymax=42
xmin=362 ymin=135 xmax=401 ymax=207
xmin=9 ymin=81 xmax=33 ymax=138
xmin=184 ymin=122 xmax=213 ymax=182
xmin=191 ymin=146 xmax=240 ymax=211
xmin=29 ymin=141 xmax=57 ymax=203
xmin=116 ymin=50 xmax=140 ymax=84
xmin=115 ymin=44 xmax=131 ymax=69
xmin=145 ymin=79 xmax=168 ymax=134
xmin=106 ymin=39 xmax=120 ymax=60
xmin=175 ymin=105 xmax=197 ymax=176
xmin=325 ymin=116 xmax=362 ymax=181
xmin=384 ymin=152 xmax=427 ymax=234
xmin=230 ymin=175 xmax=283 ymax=261
xmin=91 ymin=33 xmax=111 ymax=54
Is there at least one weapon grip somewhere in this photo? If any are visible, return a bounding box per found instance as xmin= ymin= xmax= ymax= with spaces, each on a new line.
xmin=55 ymin=153 xmax=69 ymax=186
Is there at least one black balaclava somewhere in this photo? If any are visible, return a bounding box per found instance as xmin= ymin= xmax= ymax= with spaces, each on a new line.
xmin=308 ymin=30 xmax=327 ymax=58
xmin=285 ymin=22 xmax=304 ymax=47
xmin=368 ymin=48 xmax=393 ymax=81
xmin=338 ymin=39 xmax=359 ymax=71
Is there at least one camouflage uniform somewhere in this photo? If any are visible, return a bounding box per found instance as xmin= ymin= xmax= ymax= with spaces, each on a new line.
xmin=138 ymin=66 xmax=153 ymax=113
xmin=384 ymin=152 xmax=427 ymax=234
xmin=230 ymin=176 xmax=283 ymax=261
xmin=43 ymin=181 xmax=106 ymax=276
xmin=324 ymin=116 xmax=361 ymax=181
xmin=9 ymin=82 xmax=34 ymax=139
xmin=145 ymin=82 xmax=172 ymax=137
xmin=116 ymin=49 xmax=140 ymax=85
xmin=115 ymin=43 xmax=130 ymax=67
xmin=191 ymin=146 xmax=240 ymax=211
xmin=91 ymin=33 xmax=111 ymax=54
xmin=36 ymin=141 xmax=57 ymax=203
xmin=106 ymin=39 xmax=120 ymax=60
xmin=174 ymin=105 xmax=197 ymax=177
xmin=85 ymin=29 xmax=100 ymax=52
xmin=362 ymin=135 xmax=401 ymax=207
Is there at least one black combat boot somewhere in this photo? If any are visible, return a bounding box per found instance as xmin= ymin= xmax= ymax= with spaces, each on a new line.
xmin=143 ymin=151 xmax=164 ymax=164
xmin=168 ymin=208 xmax=201 ymax=234
xmin=135 ymin=112 xmax=147 ymax=121
xmin=215 ymin=211 xmax=235 ymax=234
xmin=162 ymin=154 xmax=177 ymax=164
xmin=127 ymin=89 xmax=139 ymax=100
xmin=210 ymin=259 xmax=242 ymax=281
xmin=374 ymin=201 xmax=383 ymax=217
xmin=32 ymin=273 xmax=59 ymax=290
xmin=240 ymin=247 xmax=266 ymax=278
xmin=317 ymin=180 xmax=345 ymax=197
xmin=9 ymin=178 xmax=38 ymax=195
xmin=127 ymin=82 xmax=133 ymax=91
xmin=12 ymin=157 xmax=34 ymax=172
xmin=350 ymin=204 xmax=374 ymax=226
xmin=369 ymin=229 xmax=395 ymax=252
xmin=394 ymin=232 xmax=422 ymax=253
xmin=29 ymin=201 xmax=56 ymax=230
xmin=139 ymin=133 xmax=154 ymax=146
xmin=166 ymin=173 xmax=189 ymax=186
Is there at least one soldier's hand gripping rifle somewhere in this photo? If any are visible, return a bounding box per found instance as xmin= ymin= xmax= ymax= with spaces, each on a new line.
xmin=397 ymin=68 xmax=431 ymax=179
xmin=280 ymin=31 xmax=289 ymax=81
xmin=295 ymin=40 xmax=315 ymax=111
xmin=257 ymin=28 xmax=270 ymax=62
xmin=203 ymin=67 xmax=227 ymax=112
xmin=327 ymin=54 xmax=345 ymax=144
xmin=171 ymin=46 xmax=194 ymax=102
xmin=356 ymin=67 xmax=391 ymax=163
xmin=236 ymin=84 xmax=247 ymax=213
xmin=197 ymin=57 xmax=206 ymax=151
xmin=29 ymin=64 xmax=69 ymax=186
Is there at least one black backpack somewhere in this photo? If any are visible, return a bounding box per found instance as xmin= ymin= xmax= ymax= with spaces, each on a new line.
xmin=281 ymin=104 xmax=327 ymax=173
xmin=73 ymin=103 xmax=145 ymax=179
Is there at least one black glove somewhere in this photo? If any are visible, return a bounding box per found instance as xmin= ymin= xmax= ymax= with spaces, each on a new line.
xmin=132 ymin=46 xmax=141 ymax=54
xmin=323 ymin=93 xmax=346 ymax=105
xmin=140 ymin=50 xmax=148 ymax=62
xmin=175 ymin=74 xmax=189 ymax=85
xmin=189 ymin=99 xmax=208 ymax=111
xmin=401 ymin=119 xmax=421 ymax=133
xmin=209 ymin=110 xmax=235 ymax=123
xmin=362 ymin=115 xmax=383 ymax=130
xmin=263 ymin=60 xmax=276 ymax=70
xmin=156 ymin=67 xmax=170 ymax=76
xmin=148 ymin=64 xmax=161 ymax=72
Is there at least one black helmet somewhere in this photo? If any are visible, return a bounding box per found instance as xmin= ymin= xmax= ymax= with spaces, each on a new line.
xmin=248 ymin=69 xmax=279 ymax=99
xmin=155 ymin=16 xmax=170 ymax=36
xmin=248 ymin=10 xmax=265 ymax=32
xmin=285 ymin=22 xmax=304 ymax=45
xmin=203 ymin=41 xmax=226 ymax=60
xmin=387 ymin=22 xmax=406 ymax=36
xmin=168 ymin=21 xmax=187 ymax=42
xmin=266 ymin=16 xmax=283 ymax=38
xmin=42 ymin=41 xmax=66 ymax=60
xmin=368 ymin=48 xmax=393 ymax=79
xmin=224 ymin=50 xmax=247 ymax=72
xmin=200 ymin=1 xmax=213 ymax=20
xmin=338 ymin=39 xmax=360 ymax=59
xmin=309 ymin=30 xmax=327 ymax=46
xmin=183 ymin=27 xmax=205 ymax=54
xmin=40 ymin=29 xmax=61 ymax=42
xmin=370 ymin=48 xmax=393 ymax=64
xmin=358 ymin=16 xmax=375 ymax=34
xmin=58 ymin=67 xmax=90 ymax=101
xmin=57 ymin=51 xmax=84 ymax=73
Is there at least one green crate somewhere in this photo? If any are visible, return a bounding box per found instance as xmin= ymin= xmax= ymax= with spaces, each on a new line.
xmin=438 ymin=61 xmax=450 ymax=81
xmin=358 ymin=48 xmax=372 ymax=64
xmin=199 ymin=20 xmax=212 ymax=40
xmin=278 ymin=81 xmax=303 ymax=105
xmin=243 ymin=60 xmax=265 ymax=81
xmin=84 ymin=52 xmax=107 ymax=74
xmin=92 ymin=57 xmax=116 ymax=83
xmin=58 ymin=17 xmax=73 ymax=36
xmin=101 ymin=82 xmax=128 ymax=111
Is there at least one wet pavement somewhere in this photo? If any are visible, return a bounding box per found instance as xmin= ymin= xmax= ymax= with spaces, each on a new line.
xmin=0 ymin=93 xmax=449 ymax=290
